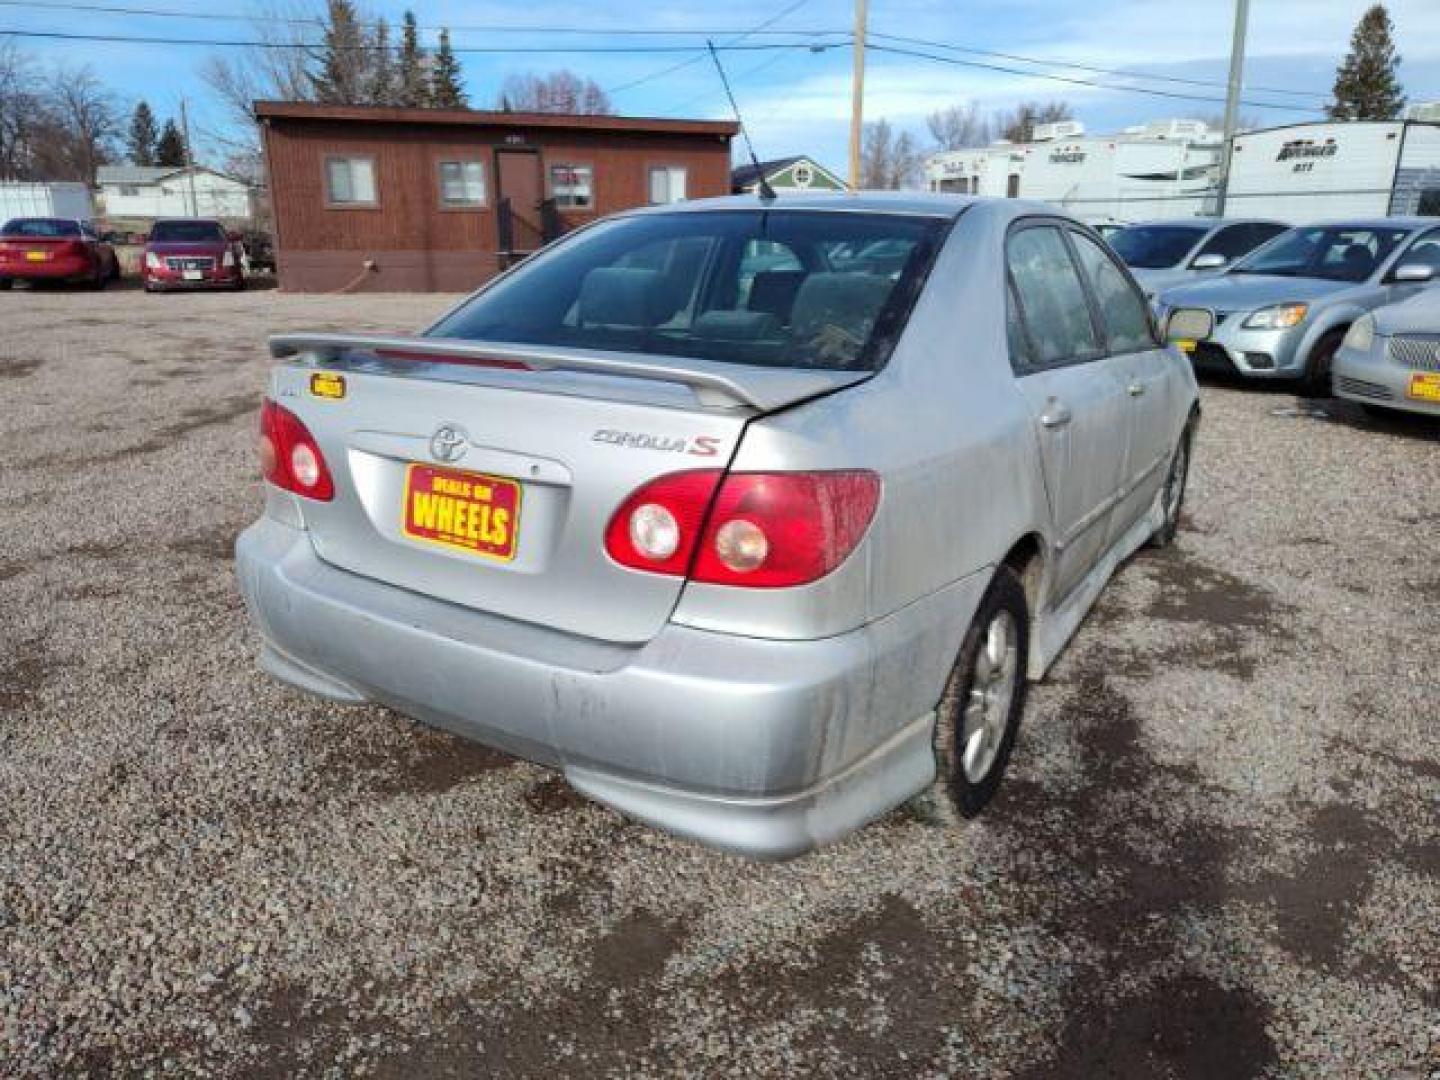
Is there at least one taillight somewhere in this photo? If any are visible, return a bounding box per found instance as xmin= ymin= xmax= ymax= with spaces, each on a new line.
xmin=604 ymin=470 xmax=880 ymax=588
xmin=258 ymin=398 xmax=334 ymax=501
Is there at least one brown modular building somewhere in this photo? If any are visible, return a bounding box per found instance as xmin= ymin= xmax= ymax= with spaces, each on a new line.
xmin=256 ymin=101 xmax=739 ymax=292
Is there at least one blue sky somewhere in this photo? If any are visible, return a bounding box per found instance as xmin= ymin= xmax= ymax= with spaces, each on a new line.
xmin=7 ymin=0 xmax=1440 ymax=175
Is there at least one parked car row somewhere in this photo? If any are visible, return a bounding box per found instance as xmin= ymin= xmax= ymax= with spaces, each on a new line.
xmin=0 ymin=216 xmax=258 ymax=292
xmin=1107 ymin=215 xmax=1440 ymax=418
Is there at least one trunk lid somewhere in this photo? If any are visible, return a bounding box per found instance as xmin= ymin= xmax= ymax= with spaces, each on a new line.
xmin=268 ymin=334 xmax=868 ymax=644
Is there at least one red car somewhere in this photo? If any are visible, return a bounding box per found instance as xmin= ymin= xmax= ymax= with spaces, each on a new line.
xmin=142 ymin=218 xmax=246 ymax=292
xmin=0 ymin=218 xmax=119 ymax=289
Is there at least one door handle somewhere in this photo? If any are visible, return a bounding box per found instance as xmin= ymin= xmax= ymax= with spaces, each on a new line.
xmin=1040 ymin=401 xmax=1073 ymax=429
xmin=1127 ymin=381 xmax=1146 ymax=397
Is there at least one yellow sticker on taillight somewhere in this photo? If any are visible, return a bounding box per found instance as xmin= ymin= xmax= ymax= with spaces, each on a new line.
xmin=309 ymin=372 xmax=346 ymax=400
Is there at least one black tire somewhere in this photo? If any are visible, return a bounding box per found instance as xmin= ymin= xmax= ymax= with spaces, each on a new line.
xmin=1301 ymin=329 xmax=1345 ymax=398
xmin=0 ymin=278 xmax=11 ymax=290
xmin=1147 ymin=420 xmax=1194 ymax=549
xmin=232 ymin=275 xmax=247 ymax=292
xmin=911 ymin=565 xmax=1030 ymax=824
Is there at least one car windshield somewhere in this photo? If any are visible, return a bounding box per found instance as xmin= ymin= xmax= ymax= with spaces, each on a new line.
xmin=1108 ymin=225 xmax=1209 ymax=269
xmin=2 ymin=218 xmax=81 ymax=238
xmin=431 ymin=209 xmax=949 ymax=372
xmin=150 ymin=220 xmax=226 ymax=242
xmin=1231 ymin=225 xmax=1411 ymax=282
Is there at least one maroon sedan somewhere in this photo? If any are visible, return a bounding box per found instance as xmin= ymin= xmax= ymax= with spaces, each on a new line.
xmin=0 ymin=218 xmax=119 ymax=289
xmin=142 ymin=218 xmax=246 ymax=292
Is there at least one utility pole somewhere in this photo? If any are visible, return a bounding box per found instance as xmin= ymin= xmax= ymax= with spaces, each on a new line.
xmin=1214 ymin=0 xmax=1250 ymax=217
xmin=848 ymin=0 xmax=867 ymax=191
xmin=180 ymin=97 xmax=199 ymax=217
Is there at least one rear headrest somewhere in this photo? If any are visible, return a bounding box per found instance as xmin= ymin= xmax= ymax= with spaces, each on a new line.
xmin=578 ymin=267 xmax=665 ymax=327
xmin=748 ymin=270 xmax=807 ymax=321
xmin=789 ymin=273 xmax=893 ymax=346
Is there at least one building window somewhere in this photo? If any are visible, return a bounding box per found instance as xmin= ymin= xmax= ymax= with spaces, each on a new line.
xmin=119 ymin=184 xmax=140 ymax=197
xmin=325 ymin=156 xmax=377 ymax=206
xmin=792 ymin=162 xmax=814 ymax=188
xmin=549 ymin=164 xmax=593 ymax=209
xmin=648 ymin=165 xmax=687 ymax=205
xmin=438 ymin=160 xmax=486 ymax=206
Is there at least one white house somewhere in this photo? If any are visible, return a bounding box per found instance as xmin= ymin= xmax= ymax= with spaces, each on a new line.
xmin=97 ymin=165 xmax=256 ymax=221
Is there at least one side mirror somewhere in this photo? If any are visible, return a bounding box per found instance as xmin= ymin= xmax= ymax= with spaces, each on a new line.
xmin=1164 ymin=308 xmax=1214 ymax=352
xmin=1392 ymin=263 xmax=1436 ymax=283
xmin=1190 ymin=252 xmax=1228 ymax=270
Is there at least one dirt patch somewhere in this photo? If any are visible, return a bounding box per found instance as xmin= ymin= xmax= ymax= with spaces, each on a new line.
xmin=0 ymin=355 xmax=43 ymax=378
xmin=523 ymin=775 xmax=589 ymax=815
xmin=0 ymin=640 xmax=59 ymax=712
xmin=1147 ymin=549 xmax=1287 ymax=630
xmin=169 ymin=522 xmax=243 ymax=561
xmin=321 ymin=727 xmax=513 ymax=798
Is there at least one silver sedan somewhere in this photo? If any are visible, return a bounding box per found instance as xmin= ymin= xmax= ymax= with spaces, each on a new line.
xmin=1333 ymin=287 xmax=1440 ymax=418
xmin=235 ymin=194 xmax=1200 ymax=858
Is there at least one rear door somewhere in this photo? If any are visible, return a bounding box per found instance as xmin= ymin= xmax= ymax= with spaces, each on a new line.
xmin=1066 ymin=227 xmax=1176 ymax=536
xmin=1006 ymin=221 xmax=1130 ymax=603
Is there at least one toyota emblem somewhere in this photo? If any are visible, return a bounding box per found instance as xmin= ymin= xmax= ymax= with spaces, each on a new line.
xmin=429 ymin=423 xmax=469 ymax=463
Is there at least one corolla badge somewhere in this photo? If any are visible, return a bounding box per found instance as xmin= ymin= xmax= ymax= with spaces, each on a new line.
xmin=430 ymin=423 xmax=470 ymax=463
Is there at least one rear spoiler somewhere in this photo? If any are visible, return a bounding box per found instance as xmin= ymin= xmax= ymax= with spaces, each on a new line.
xmin=268 ymin=333 xmax=870 ymax=412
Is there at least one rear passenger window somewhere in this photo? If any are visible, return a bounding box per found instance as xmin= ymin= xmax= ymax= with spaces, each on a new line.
xmin=1006 ymin=225 xmax=1100 ymax=368
xmin=1069 ymin=231 xmax=1156 ymax=354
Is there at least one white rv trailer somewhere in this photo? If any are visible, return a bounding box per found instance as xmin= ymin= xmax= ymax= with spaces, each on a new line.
xmin=925 ymin=119 xmax=1221 ymax=222
xmin=0 ymin=182 xmax=95 ymax=223
xmin=1223 ymin=119 xmax=1440 ymax=221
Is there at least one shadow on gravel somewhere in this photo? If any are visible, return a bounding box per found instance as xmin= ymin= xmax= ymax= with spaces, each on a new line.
xmin=999 ymin=671 xmax=1279 ymax=1079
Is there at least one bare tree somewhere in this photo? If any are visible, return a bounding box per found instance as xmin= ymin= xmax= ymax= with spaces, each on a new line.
xmin=497 ymin=71 xmax=612 ymax=115
xmin=994 ymin=100 xmax=1073 ymax=143
xmin=861 ymin=119 xmax=924 ymax=189
xmin=44 ymin=63 xmax=120 ymax=183
xmin=0 ymin=40 xmax=43 ymax=180
xmin=200 ymin=0 xmax=321 ymax=134
xmin=927 ymin=101 xmax=989 ymax=150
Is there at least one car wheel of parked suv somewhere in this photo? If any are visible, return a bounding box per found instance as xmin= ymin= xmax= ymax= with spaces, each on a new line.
xmin=1302 ymin=328 xmax=1346 ymax=398
xmin=914 ymin=566 xmax=1030 ymax=824
xmin=1147 ymin=420 xmax=1194 ymax=550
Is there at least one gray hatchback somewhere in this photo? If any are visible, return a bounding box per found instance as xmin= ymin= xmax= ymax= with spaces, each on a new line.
xmin=236 ymin=194 xmax=1199 ymax=858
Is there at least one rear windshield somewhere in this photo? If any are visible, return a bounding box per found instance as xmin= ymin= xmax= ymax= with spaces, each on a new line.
xmin=2 ymin=218 xmax=80 ymax=238
xmin=1231 ymin=225 xmax=1411 ymax=283
xmin=1108 ymin=225 xmax=1209 ymax=269
xmin=431 ymin=209 xmax=950 ymax=371
xmin=150 ymin=220 xmax=226 ymax=242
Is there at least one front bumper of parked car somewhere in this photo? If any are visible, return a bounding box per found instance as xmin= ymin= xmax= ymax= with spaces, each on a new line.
xmin=236 ymin=513 xmax=986 ymax=859
xmin=1169 ymin=308 xmax=1307 ymax=379
xmin=1333 ymin=339 xmax=1440 ymax=417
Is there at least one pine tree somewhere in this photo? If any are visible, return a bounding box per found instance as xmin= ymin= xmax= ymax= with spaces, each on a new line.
xmin=1328 ymin=4 xmax=1406 ymax=121
xmin=310 ymin=0 xmax=368 ymax=105
xmin=368 ymin=18 xmax=396 ymax=105
xmin=397 ymin=11 xmax=427 ymax=108
xmin=429 ymin=29 xmax=466 ymax=109
xmin=127 ymin=101 xmax=158 ymax=166
xmin=155 ymin=119 xmax=187 ymax=168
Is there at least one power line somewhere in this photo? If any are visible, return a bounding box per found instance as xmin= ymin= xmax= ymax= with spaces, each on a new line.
xmin=870 ymin=31 xmax=1331 ymax=101
xmin=866 ymin=42 xmax=1326 ymax=114
xmin=1 ymin=0 xmax=842 ymax=38
xmin=0 ymin=28 xmax=816 ymax=54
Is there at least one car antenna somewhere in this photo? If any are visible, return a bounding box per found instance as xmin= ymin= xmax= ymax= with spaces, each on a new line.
xmin=707 ymin=39 xmax=777 ymax=203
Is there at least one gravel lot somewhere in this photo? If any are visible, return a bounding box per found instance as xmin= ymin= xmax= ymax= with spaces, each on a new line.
xmin=1 ymin=286 xmax=1437 ymax=1078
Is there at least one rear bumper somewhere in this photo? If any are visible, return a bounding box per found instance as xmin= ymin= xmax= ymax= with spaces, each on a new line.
xmin=236 ymin=516 xmax=980 ymax=858
xmin=0 ymin=255 xmax=94 ymax=281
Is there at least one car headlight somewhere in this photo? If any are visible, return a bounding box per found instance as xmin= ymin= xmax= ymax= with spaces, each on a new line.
xmin=1242 ymin=303 xmax=1309 ymax=330
xmin=144 ymin=251 xmax=162 ymax=269
xmin=1342 ymin=314 xmax=1375 ymax=351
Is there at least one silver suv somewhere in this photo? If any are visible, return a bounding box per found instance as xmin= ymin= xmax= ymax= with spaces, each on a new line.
xmin=236 ymin=194 xmax=1199 ymax=858
xmin=1156 ymin=218 xmax=1440 ymax=394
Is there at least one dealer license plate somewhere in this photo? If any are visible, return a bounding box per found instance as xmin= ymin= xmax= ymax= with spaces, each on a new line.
xmin=1408 ymin=373 xmax=1440 ymax=403
xmin=402 ymin=463 xmax=521 ymax=562
xmin=183 ymin=269 xmax=203 ymax=281
xmin=25 ymin=251 xmax=46 ymax=262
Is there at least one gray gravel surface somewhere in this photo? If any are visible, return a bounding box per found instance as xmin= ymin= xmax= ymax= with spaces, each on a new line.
xmin=1 ymin=287 xmax=1437 ymax=1078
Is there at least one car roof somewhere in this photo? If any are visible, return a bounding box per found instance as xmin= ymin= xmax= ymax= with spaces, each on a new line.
xmin=1288 ymin=217 xmax=1436 ymax=230
xmin=1121 ymin=218 xmax=1283 ymax=229
xmin=626 ymin=191 xmax=979 ymax=219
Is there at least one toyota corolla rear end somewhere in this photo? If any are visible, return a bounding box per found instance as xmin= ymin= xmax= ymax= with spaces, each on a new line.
xmin=0 ymin=220 xmax=97 ymax=283
xmin=235 ymin=203 xmax=956 ymax=857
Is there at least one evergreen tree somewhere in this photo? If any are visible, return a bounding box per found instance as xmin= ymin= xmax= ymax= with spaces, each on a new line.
xmin=127 ymin=100 xmax=158 ymax=165
xmin=310 ymin=0 xmax=368 ymax=104
xmin=397 ymin=11 xmax=427 ymax=108
xmin=154 ymin=119 xmax=187 ymax=167
xmin=1328 ymin=4 xmax=1406 ymax=120
xmin=367 ymin=18 xmax=396 ymax=105
xmin=429 ymin=29 xmax=466 ymax=108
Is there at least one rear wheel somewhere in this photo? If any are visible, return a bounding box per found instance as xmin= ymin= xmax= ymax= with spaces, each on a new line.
xmin=0 ymin=278 xmax=11 ymax=290
xmin=1301 ymin=329 xmax=1345 ymax=398
xmin=911 ymin=566 xmax=1029 ymax=824
xmin=1147 ymin=421 xmax=1193 ymax=549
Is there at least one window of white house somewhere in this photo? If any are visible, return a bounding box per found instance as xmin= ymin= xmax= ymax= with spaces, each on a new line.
xmin=549 ymin=164 xmax=594 ymax=209
xmin=438 ymin=160 xmax=486 ymax=206
xmin=648 ymin=165 xmax=687 ymax=205
xmin=325 ymin=156 xmax=377 ymax=205
xmin=119 ymin=184 xmax=140 ymax=197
